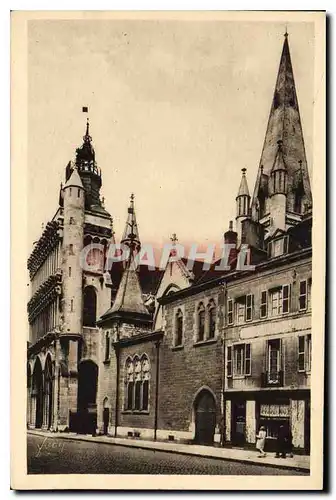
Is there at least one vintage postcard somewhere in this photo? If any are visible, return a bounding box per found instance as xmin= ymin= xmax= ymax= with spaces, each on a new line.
xmin=11 ymin=10 xmax=326 ymax=490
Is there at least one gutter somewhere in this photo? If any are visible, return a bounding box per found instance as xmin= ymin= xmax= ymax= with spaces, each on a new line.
xmin=153 ymin=339 xmax=161 ymax=441
xmin=158 ymin=247 xmax=312 ymax=305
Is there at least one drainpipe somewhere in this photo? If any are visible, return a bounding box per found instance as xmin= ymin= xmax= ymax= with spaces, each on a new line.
xmin=221 ymin=282 xmax=227 ymax=447
xmin=154 ymin=339 xmax=161 ymax=441
xmin=114 ymin=343 xmax=120 ymax=438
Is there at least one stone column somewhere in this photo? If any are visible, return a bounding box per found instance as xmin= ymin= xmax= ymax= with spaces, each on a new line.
xmin=42 ymin=393 xmax=49 ymax=430
xmin=27 ymin=387 xmax=31 ymax=427
xmin=58 ymin=374 xmax=70 ymax=430
xmin=30 ymin=397 xmax=37 ymax=428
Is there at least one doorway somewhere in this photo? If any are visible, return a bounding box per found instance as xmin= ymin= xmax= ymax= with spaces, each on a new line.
xmin=194 ymin=389 xmax=216 ymax=445
xmin=77 ymin=360 xmax=98 ymax=434
xmin=231 ymin=400 xmax=246 ymax=446
xmin=32 ymin=358 xmax=43 ymax=428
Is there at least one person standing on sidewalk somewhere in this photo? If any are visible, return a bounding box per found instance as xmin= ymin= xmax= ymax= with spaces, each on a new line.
xmin=275 ymin=425 xmax=287 ymax=458
xmin=256 ymin=426 xmax=267 ymax=457
xmin=287 ymin=428 xmax=294 ymax=458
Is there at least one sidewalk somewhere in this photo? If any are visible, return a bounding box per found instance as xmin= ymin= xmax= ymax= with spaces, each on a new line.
xmin=28 ymin=429 xmax=310 ymax=472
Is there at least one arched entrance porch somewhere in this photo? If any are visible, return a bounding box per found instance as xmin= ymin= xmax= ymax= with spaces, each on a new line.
xmin=32 ymin=358 xmax=43 ymax=428
xmin=193 ymin=388 xmax=216 ymax=445
xmin=43 ymin=355 xmax=53 ymax=429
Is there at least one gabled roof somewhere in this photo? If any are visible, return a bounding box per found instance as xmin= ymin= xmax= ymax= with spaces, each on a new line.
xmin=264 ymin=228 xmax=287 ymax=242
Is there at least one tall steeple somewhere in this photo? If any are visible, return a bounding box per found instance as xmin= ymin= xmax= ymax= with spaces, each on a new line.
xmin=66 ymin=119 xmax=104 ymax=212
xmin=121 ymin=193 xmax=141 ymax=253
xmin=251 ymin=33 xmax=312 ymax=229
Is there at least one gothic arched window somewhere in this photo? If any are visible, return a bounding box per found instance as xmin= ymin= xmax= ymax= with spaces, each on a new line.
xmin=124 ymin=355 xmax=151 ymax=412
xmin=175 ymin=309 xmax=183 ymax=346
xmin=83 ymin=286 xmax=97 ymax=327
xmin=125 ymin=358 xmax=134 ymax=410
xmin=197 ymin=303 xmax=206 ymax=342
xmin=208 ymin=300 xmax=216 ymax=339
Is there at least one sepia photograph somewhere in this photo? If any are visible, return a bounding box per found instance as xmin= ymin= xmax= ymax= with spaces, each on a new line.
xmin=10 ymin=10 xmax=325 ymax=490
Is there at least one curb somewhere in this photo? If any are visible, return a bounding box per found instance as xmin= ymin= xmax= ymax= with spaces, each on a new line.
xmin=27 ymin=430 xmax=310 ymax=473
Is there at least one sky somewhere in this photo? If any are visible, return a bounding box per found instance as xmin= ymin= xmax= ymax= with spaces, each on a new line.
xmin=27 ymin=19 xmax=314 ymax=257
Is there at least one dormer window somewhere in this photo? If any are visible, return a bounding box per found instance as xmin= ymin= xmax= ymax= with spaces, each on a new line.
xmin=267 ymin=236 xmax=289 ymax=258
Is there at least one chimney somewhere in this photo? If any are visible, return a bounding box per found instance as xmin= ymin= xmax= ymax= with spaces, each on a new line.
xmin=224 ymin=220 xmax=238 ymax=246
xmin=224 ymin=221 xmax=238 ymax=268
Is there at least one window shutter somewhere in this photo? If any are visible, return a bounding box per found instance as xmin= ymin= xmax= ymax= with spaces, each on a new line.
xmin=298 ymin=336 xmax=305 ymax=371
xmin=245 ymin=343 xmax=251 ymax=375
xmin=246 ymin=294 xmax=253 ymax=321
xmin=260 ymin=290 xmax=267 ymax=318
xmin=227 ymin=299 xmax=233 ymax=325
xmin=282 ymin=284 xmax=290 ymax=313
xmin=227 ymin=346 xmax=232 ymax=377
xmin=299 ymin=280 xmax=307 ymax=310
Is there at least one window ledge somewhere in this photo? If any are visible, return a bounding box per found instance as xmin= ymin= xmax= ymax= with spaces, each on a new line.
xmin=193 ymin=338 xmax=217 ymax=347
xmin=122 ymin=410 xmax=150 ymax=415
xmin=228 ymin=310 xmax=312 ymax=328
xmin=171 ymin=345 xmax=184 ymax=351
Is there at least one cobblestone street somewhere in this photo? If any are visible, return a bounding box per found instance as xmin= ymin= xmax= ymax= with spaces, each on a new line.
xmin=27 ymin=434 xmax=308 ymax=476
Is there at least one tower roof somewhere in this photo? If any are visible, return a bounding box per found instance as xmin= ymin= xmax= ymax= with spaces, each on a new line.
xmin=121 ymin=194 xmax=141 ymax=251
xmin=64 ymin=167 xmax=84 ymax=189
xmin=99 ymin=253 xmax=151 ymax=324
xmin=237 ymin=168 xmax=250 ymax=197
xmin=251 ymin=33 xmax=312 ymax=216
xmin=109 ymin=257 xmax=150 ymax=316
xmin=75 ymin=118 xmax=96 ymax=167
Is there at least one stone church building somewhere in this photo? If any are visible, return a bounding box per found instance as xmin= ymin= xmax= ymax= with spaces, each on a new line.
xmin=27 ymin=34 xmax=312 ymax=453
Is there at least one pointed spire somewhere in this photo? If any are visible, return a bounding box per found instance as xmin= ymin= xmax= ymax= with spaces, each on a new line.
xmin=76 ymin=118 xmax=95 ymax=166
xmin=121 ymin=193 xmax=141 ymax=252
xmin=237 ymin=168 xmax=250 ymax=197
xmin=108 ymin=254 xmax=150 ymax=317
xmin=64 ymin=166 xmax=84 ymax=189
xmin=251 ymin=33 xmax=312 ymax=219
xmin=84 ymin=118 xmax=91 ymax=141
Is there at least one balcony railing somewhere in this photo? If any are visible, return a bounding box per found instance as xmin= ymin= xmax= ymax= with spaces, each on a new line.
xmin=261 ymin=370 xmax=284 ymax=387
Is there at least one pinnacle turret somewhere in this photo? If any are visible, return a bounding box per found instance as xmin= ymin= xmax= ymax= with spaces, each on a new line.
xmin=121 ymin=194 xmax=141 ymax=253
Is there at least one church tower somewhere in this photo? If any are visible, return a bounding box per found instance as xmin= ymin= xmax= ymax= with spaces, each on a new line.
xmin=251 ymin=33 xmax=312 ymax=236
